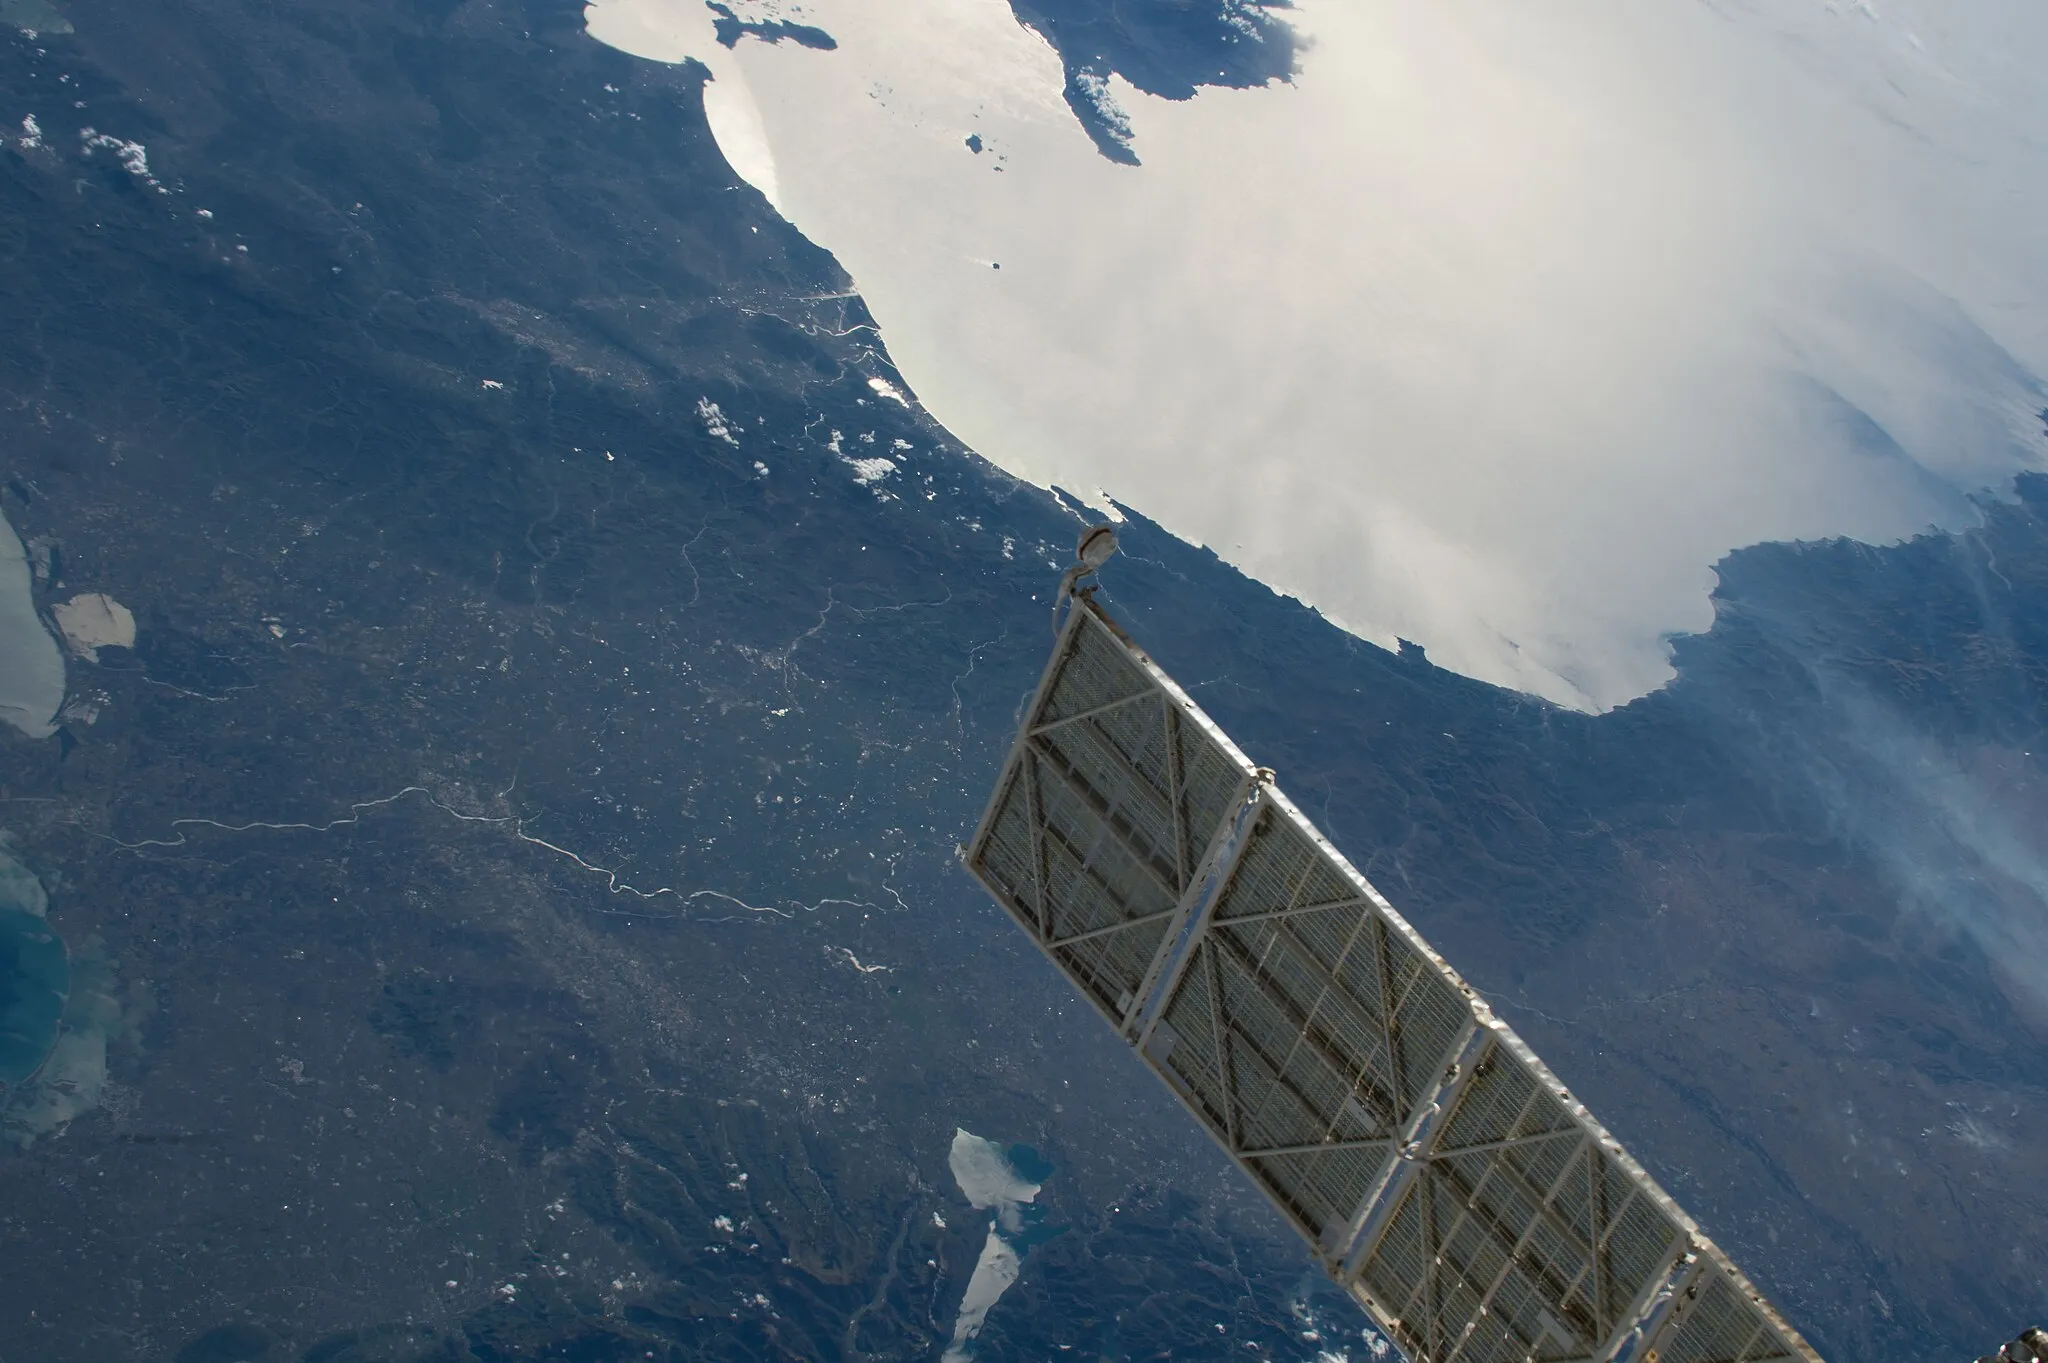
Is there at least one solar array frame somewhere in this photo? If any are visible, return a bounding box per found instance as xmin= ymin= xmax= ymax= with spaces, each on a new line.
xmin=963 ymin=596 xmax=1822 ymax=1363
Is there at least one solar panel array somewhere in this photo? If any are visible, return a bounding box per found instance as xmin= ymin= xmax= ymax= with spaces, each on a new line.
xmin=964 ymin=598 xmax=1822 ymax=1363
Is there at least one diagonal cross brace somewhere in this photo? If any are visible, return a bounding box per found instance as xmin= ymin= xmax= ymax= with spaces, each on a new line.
xmin=1123 ymin=771 xmax=1268 ymax=1046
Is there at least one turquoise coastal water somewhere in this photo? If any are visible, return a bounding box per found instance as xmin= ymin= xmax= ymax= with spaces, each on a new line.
xmin=0 ymin=850 xmax=66 ymax=1087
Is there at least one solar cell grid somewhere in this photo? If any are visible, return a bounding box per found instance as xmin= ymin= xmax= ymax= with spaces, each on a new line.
xmin=962 ymin=598 xmax=1821 ymax=1363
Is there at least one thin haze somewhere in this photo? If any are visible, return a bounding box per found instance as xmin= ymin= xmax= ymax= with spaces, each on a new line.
xmin=586 ymin=0 xmax=2048 ymax=709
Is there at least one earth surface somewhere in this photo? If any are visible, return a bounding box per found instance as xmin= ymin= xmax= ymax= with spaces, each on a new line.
xmin=0 ymin=1 xmax=2044 ymax=1362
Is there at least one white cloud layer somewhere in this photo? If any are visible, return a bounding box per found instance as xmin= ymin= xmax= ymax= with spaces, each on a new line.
xmin=585 ymin=0 xmax=2048 ymax=709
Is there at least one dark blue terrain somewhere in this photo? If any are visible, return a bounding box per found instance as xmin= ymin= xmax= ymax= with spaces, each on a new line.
xmin=708 ymin=4 xmax=834 ymax=54
xmin=0 ymin=0 xmax=2042 ymax=1359
xmin=1002 ymin=0 xmax=1297 ymax=162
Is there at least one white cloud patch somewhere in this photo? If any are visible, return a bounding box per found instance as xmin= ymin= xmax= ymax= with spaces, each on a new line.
xmin=844 ymin=455 xmax=896 ymax=485
xmin=696 ymin=396 xmax=740 ymax=445
xmin=79 ymin=128 xmax=165 ymax=192
xmin=588 ymin=0 xmax=2048 ymax=710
